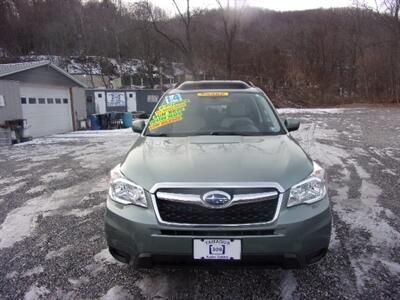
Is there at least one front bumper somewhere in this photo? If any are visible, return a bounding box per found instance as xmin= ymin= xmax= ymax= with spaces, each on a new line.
xmin=105 ymin=192 xmax=331 ymax=268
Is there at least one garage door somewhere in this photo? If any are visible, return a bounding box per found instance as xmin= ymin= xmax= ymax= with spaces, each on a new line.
xmin=20 ymin=84 xmax=73 ymax=137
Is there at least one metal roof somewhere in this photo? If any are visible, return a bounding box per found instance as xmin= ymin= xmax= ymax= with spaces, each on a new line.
xmin=0 ymin=60 xmax=87 ymax=87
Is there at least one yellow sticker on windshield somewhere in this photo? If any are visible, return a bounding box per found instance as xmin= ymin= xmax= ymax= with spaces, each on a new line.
xmin=148 ymin=99 xmax=189 ymax=130
xmin=197 ymin=92 xmax=229 ymax=97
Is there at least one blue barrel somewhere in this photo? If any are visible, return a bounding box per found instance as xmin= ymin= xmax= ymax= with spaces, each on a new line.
xmin=122 ymin=112 xmax=133 ymax=128
xmin=90 ymin=114 xmax=100 ymax=130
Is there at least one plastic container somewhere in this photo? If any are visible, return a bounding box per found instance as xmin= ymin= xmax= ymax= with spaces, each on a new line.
xmin=122 ymin=112 xmax=133 ymax=128
xmin=99 ymin=114 xmax=110 ymax=130
xmin=22 ymin=120 xmax=30 ymax=138
xmin=90 ymin=114 xmax=100 ymax=130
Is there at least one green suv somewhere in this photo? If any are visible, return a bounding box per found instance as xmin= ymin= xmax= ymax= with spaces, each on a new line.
xmin=105 ymin=81 xmax=331 ymax=268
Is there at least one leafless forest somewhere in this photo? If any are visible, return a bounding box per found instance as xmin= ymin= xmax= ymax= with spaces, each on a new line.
xmin=1 ymin=0 xmax=399 ymax=106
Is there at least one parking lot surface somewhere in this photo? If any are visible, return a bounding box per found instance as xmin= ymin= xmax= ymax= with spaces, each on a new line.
xmin=0 ymin=107 xmax=399 ymax=299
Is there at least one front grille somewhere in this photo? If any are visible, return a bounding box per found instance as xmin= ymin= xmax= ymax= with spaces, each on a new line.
xmin=154 ymin=188 xmax=279 ymax=225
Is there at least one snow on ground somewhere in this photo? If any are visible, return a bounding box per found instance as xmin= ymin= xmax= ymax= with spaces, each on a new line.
xmin=0 ymin=180 xmax=25 ymax=196
xmin=288 ymin=107 xmax=400 ymax=295
xmin=94 ymin=248 xmax=125 ymax=266
xmin=23 ymin=285 xmax=50 ymax=300
xmin=100 ymin=286 xmax=132 ymax=300
xmin=45 ymin=245 xmax=73 ymax=260
xmin=22 ymin=266 xmax=44 ymax=277
xmin=277 ymin=107 xmax=367 ymax=114
xmin=0 ymin=107 xmax=399 ymax=299
xmin=0 ymin=129 xmax=137 ymax=250
xmin=26 ymin=185 xmax=46 ymax=194
xmin=278 ymin=108 xmax=348 ymax=114
xmin=41 ymin=171 xmax=70 ymax=183
xmin=136 ymin=274 xmax=173 ymax=299
xmin=0 ymin=184 xmax=90 ymax=249
xmin=279 ymin=271 xmax=298 ymax=300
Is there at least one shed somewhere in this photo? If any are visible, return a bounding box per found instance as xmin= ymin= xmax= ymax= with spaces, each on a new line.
xmin=0 ymin=61 xmax=87 ymax=137
xmin=86 ymin=89 xmax=162 ymax=115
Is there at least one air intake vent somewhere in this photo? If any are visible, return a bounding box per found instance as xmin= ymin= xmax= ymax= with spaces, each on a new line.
xmin=177 ymin=81 xmax=251 ymax=90
xmin=160 ymin=229 xmax=275 ymax=236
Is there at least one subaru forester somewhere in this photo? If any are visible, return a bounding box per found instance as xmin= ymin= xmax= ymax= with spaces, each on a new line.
xmin=105 ymin=80 xmax=331 ymax=268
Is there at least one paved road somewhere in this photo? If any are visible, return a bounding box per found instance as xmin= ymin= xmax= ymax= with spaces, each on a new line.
xmin=0 ymin=108 xmax=399 ymax=299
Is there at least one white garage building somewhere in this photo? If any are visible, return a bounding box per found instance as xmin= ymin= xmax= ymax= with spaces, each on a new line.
xmin=0 ymin=61 xmax=86 ymax=138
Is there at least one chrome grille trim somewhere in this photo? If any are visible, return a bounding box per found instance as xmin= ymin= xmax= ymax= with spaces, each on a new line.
xmin=156 ymin=191 xmax=279 ymax=207
xmin=149 ymin=182 xmax=285 ymax=193
xmin=156 ymin=192 xmax=200 ymax=204
xmin=232 ymin=191 xmax=278 ymax=204
xmin=150 ymin=183 xmax=283 ymax=227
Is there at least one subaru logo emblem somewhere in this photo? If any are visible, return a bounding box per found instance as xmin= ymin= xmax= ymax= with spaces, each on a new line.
xmin=202 ymin=191 xmax=232 ymax=208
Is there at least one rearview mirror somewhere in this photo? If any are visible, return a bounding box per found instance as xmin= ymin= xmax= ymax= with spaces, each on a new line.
xmin=132 ymin=120 xmax=146 ymax=133
xmin=284 ymin=119 xmax=300 ymax=132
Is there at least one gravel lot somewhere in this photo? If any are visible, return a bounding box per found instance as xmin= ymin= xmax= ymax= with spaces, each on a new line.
xmin=0 ymin=107 xmax=399 ymax=299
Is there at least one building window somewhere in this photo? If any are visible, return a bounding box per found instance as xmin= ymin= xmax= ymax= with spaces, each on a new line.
xmin=21 ymin=97 xmax=27 ymax=104
xmin=28 ymin=97 xmax=36 ymax=104
xmin=55 ymin=98 xmax=61 ymax=104
xmin=97 ymin=93 xmax=103 ymax=98
xmin=38 ymin=98 xmax=45 ymax=104
xmin=129 ymin=93 xmax=134 ymax=98
xmin=63 ymin=98 xmax=68 ymax=104
xmin=47 ymin=98 xmax=54 ymax=104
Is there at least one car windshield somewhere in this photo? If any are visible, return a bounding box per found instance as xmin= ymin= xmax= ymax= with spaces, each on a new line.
xmin=144 ymin=91 xmax=284 ymax=137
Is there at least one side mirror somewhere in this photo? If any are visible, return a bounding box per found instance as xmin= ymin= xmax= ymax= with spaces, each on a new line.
xmin=284 ymin=118 xmax=300 ymax=132
xmin=132 ymin=120 xmax=146 ymax=133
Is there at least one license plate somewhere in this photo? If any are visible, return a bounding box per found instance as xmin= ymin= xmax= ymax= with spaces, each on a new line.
xmin=193 ymin=239 xmax=241 ymax=260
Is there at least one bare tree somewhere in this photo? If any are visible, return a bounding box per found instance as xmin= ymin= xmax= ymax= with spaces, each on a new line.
xmin=2 ymin=0 xmax=400 ymax=106
xmin=354 ymin=0 xmax=400 ymax=102
xmin=383 ymin=0 xmax=400 ymax=102
xmin=129 ymin=3 xmax=157 ymax=87
xmin=138 ymin=0 xmax=198 ymax=78
xmin=216 ymin=0 xmax=244 ymax=79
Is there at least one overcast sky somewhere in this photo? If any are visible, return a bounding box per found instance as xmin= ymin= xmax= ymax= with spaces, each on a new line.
xmin=139 ymin=0 xmax=377 ymax=13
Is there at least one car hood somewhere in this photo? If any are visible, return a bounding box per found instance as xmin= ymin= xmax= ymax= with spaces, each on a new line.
xmin=120 ymin=135 xmax=313 ymax=192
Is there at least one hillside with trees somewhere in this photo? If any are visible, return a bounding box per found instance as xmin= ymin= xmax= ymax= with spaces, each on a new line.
xmin=0 ymin=0 xmax=399 ymax=106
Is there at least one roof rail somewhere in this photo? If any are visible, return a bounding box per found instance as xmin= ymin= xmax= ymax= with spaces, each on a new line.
xmin=244 ymin=80 xmax=255 ymax=87
xmin=173 ymin=81 xmax=184 ymax=89
xmin=176 ymin=80 xmax=252 ymax=90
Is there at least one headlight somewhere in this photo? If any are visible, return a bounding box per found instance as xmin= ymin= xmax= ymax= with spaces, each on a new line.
xmin=108 ymin=165 xmax=147 ymax=207
xmin=287 ymin=162 xmax=327 ymax=207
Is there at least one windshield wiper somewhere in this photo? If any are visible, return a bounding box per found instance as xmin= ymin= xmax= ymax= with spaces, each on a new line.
xmin=145 ymin=132 xmax=272 ymax=137
xmin=145 ymin=133 xmax=169 ymax=137
xmin=209 ymin=131 xmax=259 ymax=136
